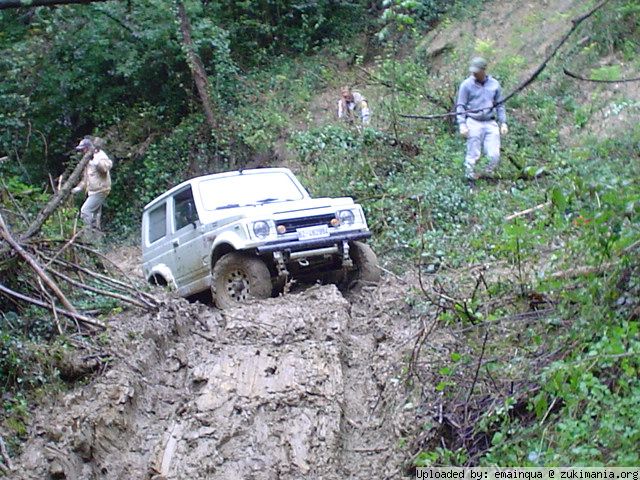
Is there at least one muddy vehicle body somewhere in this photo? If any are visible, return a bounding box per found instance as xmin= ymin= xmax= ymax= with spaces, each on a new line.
xmin=141 ymin=168 xmax=379 ymax=308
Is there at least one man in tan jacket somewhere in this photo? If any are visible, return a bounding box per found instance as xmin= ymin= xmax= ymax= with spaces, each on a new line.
xmin=337 ymin=86 xmax=371 ymax=128
xmin=72 ymin=137 xmax=112 ymax=230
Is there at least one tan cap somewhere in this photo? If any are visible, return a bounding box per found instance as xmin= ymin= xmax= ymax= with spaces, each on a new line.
xmin=75 ymin=138 xmax=93 ymax=150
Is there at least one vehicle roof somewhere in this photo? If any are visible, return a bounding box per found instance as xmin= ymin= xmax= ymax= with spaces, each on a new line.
xmin=142 ymin=167 xmax=296 ymax=211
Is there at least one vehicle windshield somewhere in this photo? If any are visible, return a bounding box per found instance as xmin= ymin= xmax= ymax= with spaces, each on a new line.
xmin=199 ymin=171 xmax=307 ymax=211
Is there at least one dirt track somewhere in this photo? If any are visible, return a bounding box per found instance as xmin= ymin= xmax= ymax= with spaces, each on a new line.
xmin=12 ymin=275 xmax=455 ymax=479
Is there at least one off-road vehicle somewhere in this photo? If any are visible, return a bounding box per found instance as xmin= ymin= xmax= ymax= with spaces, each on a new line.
xmin=141 ymin=168 xmax=379 ymax=308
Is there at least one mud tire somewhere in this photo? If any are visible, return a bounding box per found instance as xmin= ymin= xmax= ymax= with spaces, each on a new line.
xmin=346 ymin=241 xmax=381 ymax=287
xmin=212 ymin=253 xmax=272 ymax=309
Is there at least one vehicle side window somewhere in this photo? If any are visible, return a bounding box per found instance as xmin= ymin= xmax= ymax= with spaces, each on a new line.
xmin=148 ymin=203 xmax=167 ymax=244
xmin=173 ymin=186 xmax=198 ymax=232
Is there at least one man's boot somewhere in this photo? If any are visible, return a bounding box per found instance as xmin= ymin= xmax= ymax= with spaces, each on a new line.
xmin=466 ymin=176 xmax=476 ymax=190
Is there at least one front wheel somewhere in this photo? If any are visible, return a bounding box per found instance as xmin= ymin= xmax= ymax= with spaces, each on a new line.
xmin=212 ymin=252 xmax=272 ymax=309
xmin=347 ymin=241 xmax=381 ymax=286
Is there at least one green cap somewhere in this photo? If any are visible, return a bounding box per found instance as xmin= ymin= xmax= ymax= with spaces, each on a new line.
xmin=469 ymin=57 xmax=487 ymax=73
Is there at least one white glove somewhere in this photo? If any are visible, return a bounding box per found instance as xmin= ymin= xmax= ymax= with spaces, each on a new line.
xmin=361 ymin=107 xmax=371 ymax=126
xmin=500 ymin=123 xmax=508 ymax=135
xmin=459 ymin=124 xmax=469 ymax=138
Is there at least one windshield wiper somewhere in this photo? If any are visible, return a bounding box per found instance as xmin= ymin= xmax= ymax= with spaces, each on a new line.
xmin=257 ymin=198 xmax=295 ymax=204
xmin=216 ymin=203 xmax=250 ymax=210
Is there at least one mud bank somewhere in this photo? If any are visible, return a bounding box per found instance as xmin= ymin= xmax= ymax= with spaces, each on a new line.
xmin=12 ymin=280 xmax=455 ymax=479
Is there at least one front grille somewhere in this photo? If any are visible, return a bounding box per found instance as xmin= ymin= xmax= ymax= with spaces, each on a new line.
xmin=278 ymin=213 xmax=335 ymax=233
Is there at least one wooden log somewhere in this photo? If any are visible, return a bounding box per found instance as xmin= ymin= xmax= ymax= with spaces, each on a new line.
xmin=20 ymin=148 xmax=93 ymax=242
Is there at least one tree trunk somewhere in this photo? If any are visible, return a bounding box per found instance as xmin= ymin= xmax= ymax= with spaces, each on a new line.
xmin=176 ymin=0 xmax=218 ymax=132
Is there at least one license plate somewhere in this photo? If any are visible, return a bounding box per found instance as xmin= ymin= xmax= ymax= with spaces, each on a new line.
xmin=297 ymin=224 xmax=330 ymax=240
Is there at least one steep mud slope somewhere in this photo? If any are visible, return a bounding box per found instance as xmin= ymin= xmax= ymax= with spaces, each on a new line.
xmin=13 ymin=279 xmax=454 ymax=479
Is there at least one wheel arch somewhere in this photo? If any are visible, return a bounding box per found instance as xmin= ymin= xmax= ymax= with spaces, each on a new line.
xmin=146 ymin=264 xmax=176 ymax=289
xmin=211 ymin=242 xmax=236 ymax=269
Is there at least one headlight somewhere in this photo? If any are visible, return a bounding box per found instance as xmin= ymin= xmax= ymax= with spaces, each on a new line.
xmin=337 ymin=209 xmax=355 ymax=225
xmin=253 ymin=221 xmax=270 ymax=238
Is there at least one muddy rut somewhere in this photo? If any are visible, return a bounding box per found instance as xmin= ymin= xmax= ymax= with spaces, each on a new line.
xmin=13 ymin=279 xmax=455 ymax=479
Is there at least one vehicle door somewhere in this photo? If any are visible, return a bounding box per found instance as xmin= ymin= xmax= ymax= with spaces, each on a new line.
xmin=142 ymin=201 xmax=175 ymax=283
xmin=171 ymin=186 xmax=209 ymax=290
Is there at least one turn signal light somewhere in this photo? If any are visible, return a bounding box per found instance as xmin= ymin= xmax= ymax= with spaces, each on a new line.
xmin=330 ymin=218 xmax=340 ymax=227
xmin=276 ymin=225 xmax=287 ymax=234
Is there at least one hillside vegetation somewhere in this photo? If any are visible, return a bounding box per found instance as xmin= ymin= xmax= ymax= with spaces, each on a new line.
xmin=0 ymin=0 xmax=639 ymax=470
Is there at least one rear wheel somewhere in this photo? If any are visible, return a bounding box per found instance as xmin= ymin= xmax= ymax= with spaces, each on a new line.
xmin=212 ymin=253 xmax=272 ymax=309
xmin=346 ymin=241 xmax=381 ymax=287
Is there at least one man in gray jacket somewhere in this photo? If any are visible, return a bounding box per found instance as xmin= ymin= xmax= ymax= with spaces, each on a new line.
xmin=456 ymin=57 xmax=508 ymax=185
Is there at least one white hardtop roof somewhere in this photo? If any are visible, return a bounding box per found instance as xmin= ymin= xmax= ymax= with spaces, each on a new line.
xmin=142 ymin=167 xmax=296 ymax=211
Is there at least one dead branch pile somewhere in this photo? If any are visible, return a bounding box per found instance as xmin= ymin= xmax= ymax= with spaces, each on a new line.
xmin=0 ymin=164 xmax=158 ymax=336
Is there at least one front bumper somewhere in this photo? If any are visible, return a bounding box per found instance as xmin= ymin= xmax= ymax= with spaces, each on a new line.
xmin=256 ymin=230 xmax=371 ymax=255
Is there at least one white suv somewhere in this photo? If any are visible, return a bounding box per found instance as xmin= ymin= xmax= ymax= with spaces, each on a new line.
xmin=141 ymin=168 xmax=379 ymax=308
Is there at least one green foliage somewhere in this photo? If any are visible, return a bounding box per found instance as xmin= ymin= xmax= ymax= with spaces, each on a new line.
xmin=481 ymin=259 xmax=640 ymax=466
xmin=205 ymin=0 xmax=368 ymax=63
xmin=3 ymin=393 xmax=29 ymax=439
xmin=1 ymin=0 xmax=639 ymax=467
xmin=377 ymin=0 xmax=485 ymax=41
xmin=412 ymin=128 xmax=639 ymax=465
xmin=0 ymin=313 xmax=61 ymax=393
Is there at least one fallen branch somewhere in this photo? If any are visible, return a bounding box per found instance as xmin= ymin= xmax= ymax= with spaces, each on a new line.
xmin=0 ymin=213 xmax=79 ymax=315
xmin=48 ymin=267 xmax=150 ymax=309
xmin=465 ymin=329 xmax=489 ymax=424
xmin=453 ymin=308 xmax=556 ymax=334
xmin=505 ymin=202 xmax=551 ymax=221
xmin=356 ymin=65 xmax=451 ymax=112
xmin=20 ymin=148 xmax=93 ymax=242
xmin=378 ymin=265 xmax=407 ymax=284
xmin=36 ymin=276 xmax=64 ymax=335
xmin=43 ymin=229 xmax=83 ymax=268
xmin=0 ymin=282 xmax=104 ymax=329
xmin=71 ymin=242 xmax=158 ymax=306
xmin=400 ymin=0 xmax=611 ymax=120
xmin=622 ymin=239 xmax=640 ymax=254
xmin=563 ymin=68 xmax=640 ymax=83
xmin=549 ymin=262 xmax=616 ymax=280
xmin=45 ymin=255 xmax=157 ymax=307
